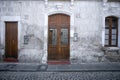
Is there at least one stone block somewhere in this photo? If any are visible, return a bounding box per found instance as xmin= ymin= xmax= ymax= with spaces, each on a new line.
xmin=103 ymin=47 xmax=120 ymax=55
xmin=0 ymin=2 xmax=5 ymax=7
xmin=8 ymin=7 xmax=13 ymax=12
xmin=6 ymin=2 xmax=11 ymax=7
xmin=2 ymin=7 xmax=7 ymax=12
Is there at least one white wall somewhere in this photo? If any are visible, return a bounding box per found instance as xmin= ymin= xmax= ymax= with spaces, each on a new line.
xmin=0 ymin=0 xmax=120 ymax=63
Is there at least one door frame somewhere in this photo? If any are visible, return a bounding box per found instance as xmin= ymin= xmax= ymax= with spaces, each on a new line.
xmin=102 ymin=15 xmax=120 ymax=47
xmin=1 ymin=16 xmax=21 ymax=58
xmin=43 ymin=11 xmax=75 ymax=63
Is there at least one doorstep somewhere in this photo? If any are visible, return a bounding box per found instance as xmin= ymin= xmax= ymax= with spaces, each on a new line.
xmin=3 ymin=58 xmax=18 ymax=62
xmin=47 ymin=60 xmax=70 ymax=65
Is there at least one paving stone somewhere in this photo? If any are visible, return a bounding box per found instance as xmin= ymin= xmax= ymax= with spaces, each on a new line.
xmin=37 ymin=65 xmax=47 ymax=71
xmin=0 ymin=72 xmax=120 ymax=80
xmin=0 ymin=63 xmax=120 ymax=72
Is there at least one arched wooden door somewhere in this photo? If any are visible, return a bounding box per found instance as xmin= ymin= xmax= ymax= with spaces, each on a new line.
xmin=48 ymin=14 xmax=70 ymax=61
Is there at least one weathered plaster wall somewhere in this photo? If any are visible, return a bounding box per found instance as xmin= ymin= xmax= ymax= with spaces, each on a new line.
xmin=0 ymin=1 xmax=45 ymax=63
xmin=0 ymin=1 xmax=120 ymax=63
xmin=70 ymin=1 xmax=104 ymax=63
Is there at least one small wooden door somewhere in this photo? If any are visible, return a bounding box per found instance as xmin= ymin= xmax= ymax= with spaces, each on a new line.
xmin=5 ymin=22 xmax=18 ymax=58
xmin=48 ymin=14 xmax=70 ymax=61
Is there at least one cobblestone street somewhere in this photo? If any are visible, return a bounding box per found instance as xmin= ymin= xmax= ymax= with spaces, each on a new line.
xmin=0 ymin=72 xmax=120 ymax=80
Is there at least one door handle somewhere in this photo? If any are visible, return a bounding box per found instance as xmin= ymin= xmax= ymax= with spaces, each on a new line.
xmin=61 ymin=32 xmax=62 ymax=35
xmin=59 ymin=47 xmax=61 ymax=52
xmin=12 ymin=40 xmax=15 ymax=44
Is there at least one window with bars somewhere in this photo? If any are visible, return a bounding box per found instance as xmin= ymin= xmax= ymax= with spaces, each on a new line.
xmin=105 ymin=16 xmax=118 ymax=47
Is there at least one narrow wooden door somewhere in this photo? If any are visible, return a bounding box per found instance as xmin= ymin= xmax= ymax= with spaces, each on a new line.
xmin=48 ymin=14 xmax=70 ymax=61
xmin=5 ymin=22 xmax=18 ymax=58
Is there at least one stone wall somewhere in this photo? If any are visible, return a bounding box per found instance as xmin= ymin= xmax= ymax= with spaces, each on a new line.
xmin=0 ymin=0 xmax=120 ymax=63
xmin=70 ymin=1 xmax=104 ymax=63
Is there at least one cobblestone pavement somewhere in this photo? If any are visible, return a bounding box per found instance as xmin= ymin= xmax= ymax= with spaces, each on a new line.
xmin=0 ymin=72 xmax=120 ymax=80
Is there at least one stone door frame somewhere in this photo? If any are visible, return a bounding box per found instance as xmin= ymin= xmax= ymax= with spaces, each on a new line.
xmin=0 ymin=16 xmax=21 ymax=56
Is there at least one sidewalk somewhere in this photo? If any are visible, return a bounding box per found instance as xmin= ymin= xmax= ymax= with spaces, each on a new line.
xmin=0 ymin=62 xmax=120 ymax=72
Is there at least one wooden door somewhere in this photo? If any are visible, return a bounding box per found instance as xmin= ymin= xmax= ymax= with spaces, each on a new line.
xmin=5 ymin=22 xmax=18 ymax=58
xmin=48 ymin=14 xmax=70 ymax=61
